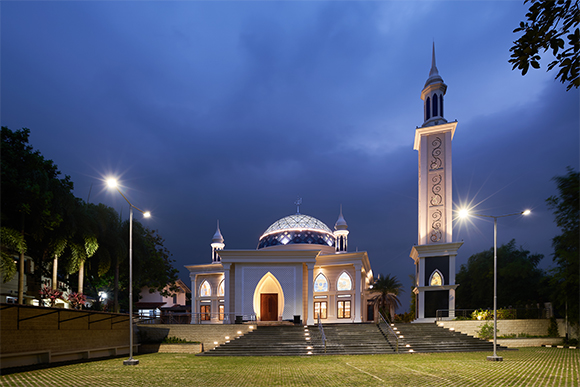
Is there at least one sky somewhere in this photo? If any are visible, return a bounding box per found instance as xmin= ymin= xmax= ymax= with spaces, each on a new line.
xmin=2 ymin=1 xmax=578 ymax=313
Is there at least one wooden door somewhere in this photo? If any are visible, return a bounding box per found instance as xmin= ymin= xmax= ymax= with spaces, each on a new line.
xmin=260 ymin=293 xmax=278 ymax=321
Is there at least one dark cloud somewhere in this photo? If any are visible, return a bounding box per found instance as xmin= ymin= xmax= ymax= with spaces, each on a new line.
xmin=2 ymin=1 xmax=578 ymax=313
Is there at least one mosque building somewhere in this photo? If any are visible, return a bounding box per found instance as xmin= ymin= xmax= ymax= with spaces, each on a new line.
xmin=187 ymin=45 xmax=460 ymax=325
xmin=186 ymin=207 xmax=374 ymax=325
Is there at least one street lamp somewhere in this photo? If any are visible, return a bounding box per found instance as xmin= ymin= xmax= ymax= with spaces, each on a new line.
xmin=459 ymin=208 xmax=530 ymax=362
xmin=107 ymin=178 xmax=150 ymax=366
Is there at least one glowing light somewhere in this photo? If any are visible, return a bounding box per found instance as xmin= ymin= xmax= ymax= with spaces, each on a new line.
xmin=106 ymin=178 xmax=118 ymax=188
xmin=143 ymin=211 xmax=151 ymax=218
xmin=459 ymin=208 xmax=469 ymax=218
xmin=523 ymin=209 xmax=531 ymax=216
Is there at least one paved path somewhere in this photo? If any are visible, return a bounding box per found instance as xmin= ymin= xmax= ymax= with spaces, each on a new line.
xmin=1 ymin=347 xmax=578 ymax=386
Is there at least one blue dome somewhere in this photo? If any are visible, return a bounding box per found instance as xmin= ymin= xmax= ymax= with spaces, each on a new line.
xmin=258 ymin=214 xmax=335 ymax=249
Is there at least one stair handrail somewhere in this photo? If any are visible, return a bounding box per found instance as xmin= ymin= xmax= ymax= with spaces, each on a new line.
xmin=317 ymin=314 xmax=327 ymax=354
xmin=378 ymin=312 xmax=399 ymax=353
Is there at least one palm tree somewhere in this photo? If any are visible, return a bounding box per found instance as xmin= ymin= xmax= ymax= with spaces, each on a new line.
xmin=369 ymin=274 xmax=404 ymax=322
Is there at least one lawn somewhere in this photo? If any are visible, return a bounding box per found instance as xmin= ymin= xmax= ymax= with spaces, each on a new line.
xmin=1 ymin=348 xmax=578 ymax=386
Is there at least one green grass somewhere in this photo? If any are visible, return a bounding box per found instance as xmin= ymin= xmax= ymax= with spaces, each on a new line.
xmin=1 ymin=348 xmax=579 ymax=386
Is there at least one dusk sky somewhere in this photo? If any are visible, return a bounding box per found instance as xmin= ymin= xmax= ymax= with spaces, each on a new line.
xmin=2 ymin=1 xmax=578 ymax=312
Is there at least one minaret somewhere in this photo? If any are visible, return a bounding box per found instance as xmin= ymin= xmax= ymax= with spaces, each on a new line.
xmin=410 ymin=44 xmax=463 ymax=322
xmin=334 ymin=205 xmax=349 ymax=253
xmin=211 ymin=221 xmax=225 ymax=263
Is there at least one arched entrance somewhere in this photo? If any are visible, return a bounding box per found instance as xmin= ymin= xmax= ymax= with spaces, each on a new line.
xmin=253 ymin=272 xmax=285 ymax=321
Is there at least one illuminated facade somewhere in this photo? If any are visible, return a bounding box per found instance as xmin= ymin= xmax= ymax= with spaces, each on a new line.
xmin=186 ymin=210 xmax=374 ymax=325
xmin=410 ymin=45 xmax=463 ymax=322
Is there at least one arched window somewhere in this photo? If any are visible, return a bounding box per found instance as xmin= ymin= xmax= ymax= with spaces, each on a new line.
xmin=337 ymin=272 xmax=352 ymax=291
xmin=314 ymin=273 xmax=328 ymax=292
xmin=218 ymin=280 xmax=225 ymax=297
xmin=429 ymin=270 xmax=443 ymax=286
xmin=440 ymin=95 xmax=444 ymax=117
xmin=425 ymin=97 xmax=431 ymax=120
xmin=200 ymin=280 xmax=211 ymax=297
xmin=433 ymin=94 xmax=438 ymax=117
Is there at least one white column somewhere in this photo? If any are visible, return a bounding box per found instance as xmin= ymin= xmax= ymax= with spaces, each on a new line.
xmin=306 ymin=263 xmax=314 ymax=325
xmin=190 ymin=273 xmax=196 ymax=324
xmin=418 ymin=291 xmax=425 ymax=319
xmin=222 ymin=263 xmax=231 ymax=324
xmin=354 ymin=264 xmax=362 ymax=323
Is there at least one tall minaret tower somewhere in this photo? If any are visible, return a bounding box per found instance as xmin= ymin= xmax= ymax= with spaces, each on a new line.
xmin=410 ymin=44 xmax=463 ymax=322
xmin=211 ymin=221 xmax=225 ymax=263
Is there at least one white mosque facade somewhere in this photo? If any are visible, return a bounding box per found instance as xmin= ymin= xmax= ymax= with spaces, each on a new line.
xmin=186 ymin=210 xmax=374 ymax=325
xmin=187 ymin=46 xmax=461 ymax=325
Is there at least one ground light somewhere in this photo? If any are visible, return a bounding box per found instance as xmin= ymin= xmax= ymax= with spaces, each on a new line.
xmin=459 ymin=208 xmax=531 ymax=361
xmin=107 ymin=178 xmax=151 ymax=366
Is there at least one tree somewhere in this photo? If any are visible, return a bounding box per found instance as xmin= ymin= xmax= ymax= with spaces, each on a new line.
xmin=509 ymin=0 xmax=579 ymax=91
xmin=456 ymin=240 xmax=548 ymax=309
xmin=369 ymin=274 xmax=404 ymax=321
xmin=1 ymin=227 xmax=27 ymax=283
xmin=1 ymin=127 xmax=74 ymax=303
xmin=546 ymin=167 xmax=579 ymax=327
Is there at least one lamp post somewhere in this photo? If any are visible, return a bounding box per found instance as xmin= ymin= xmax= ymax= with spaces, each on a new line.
xmin=107 ymin=178 xmax=150 ymax=366
xmin=459 ymin=208 xmax=530 ymax=362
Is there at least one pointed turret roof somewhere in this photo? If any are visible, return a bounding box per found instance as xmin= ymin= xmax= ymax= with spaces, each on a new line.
xmin=334 ymin=205 xmax=348 ymax=230
xmin=424 ymin=42 xmax=444 ymax=88
xmin=212 ymin=220 xmax=224 ymax=243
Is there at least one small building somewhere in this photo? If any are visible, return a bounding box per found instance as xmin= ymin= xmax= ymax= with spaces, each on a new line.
xmin=187 ymin=209 xmax=374 ymax=325
xmin=137 ymin=279 xmax=190 ymax=323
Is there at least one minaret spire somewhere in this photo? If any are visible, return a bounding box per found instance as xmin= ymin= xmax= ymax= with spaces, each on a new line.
xmin=421 ymin=42 xmax=447 ymax=127
xmin=429 ymin=42 xmax=439 ymax=78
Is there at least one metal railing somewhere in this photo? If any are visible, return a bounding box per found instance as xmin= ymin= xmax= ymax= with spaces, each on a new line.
xmin=378 ymin=312 xmax=399 ymax=353
xmin=190 ymin=312 xmax=257 ymax=324
xmin=435 ymin=308 xmax=553 ymax=321
xmin=137 ymin=312 xmax=258 ymax=324
xmin=317 ymin=314 xmax=327 ymax=354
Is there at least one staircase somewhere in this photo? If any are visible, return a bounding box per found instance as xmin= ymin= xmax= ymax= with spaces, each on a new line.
xmin=198 ymin=325 xmax=316 ymax=356
xmin=392 ymin=323 xmax=509 ymax=353
xmin=199 ymin=322 xmax=508 ymax=356
xmin=314 ymin=323 xmax=397 ymax=355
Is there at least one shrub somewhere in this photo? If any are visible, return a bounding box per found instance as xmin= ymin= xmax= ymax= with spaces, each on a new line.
xmin=67 ymin=292 xmax=86 ymax=310
xmin=547 ymin=317 xmax=560 ymax=337
xmin=476 ymin=321 xmax=498 ymax=341
xmin=471 ymin=309 xmax=492 ymax=320
xmin=39 ymin=286 xmax=63 ymax=307
xmin=162 ymin=336 xmax=200 ymax=344
xmin=497 ymin=308 xmax=517 ymax=319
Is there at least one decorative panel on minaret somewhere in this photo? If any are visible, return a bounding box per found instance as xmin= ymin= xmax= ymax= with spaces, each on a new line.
xmin=427 ymin=135 xmax=445 ymax=243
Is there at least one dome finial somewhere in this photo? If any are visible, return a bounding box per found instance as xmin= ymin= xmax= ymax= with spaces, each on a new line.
xmin=294 ymin=197 xmax=302 ymax=214
xmin=429 ymin=41 xmax=439 ymax=78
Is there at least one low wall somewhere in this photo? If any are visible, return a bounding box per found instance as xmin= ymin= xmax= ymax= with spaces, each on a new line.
xmin=496 ymin=338 xmax=563 ymax=348
xmin=140 ymin=343 xmax=203 ymax=354
xmin=0 ymin=303 xmax=134 ymax=369
xmin=438 ymin=318 xmax=577 ymax=340
xmin=137 ymin=324 xmax=255 ymax=351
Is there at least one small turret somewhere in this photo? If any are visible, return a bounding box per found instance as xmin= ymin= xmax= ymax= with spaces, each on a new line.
xmin=334 ymin=206 xmax=349 ymax=253
xmin=211 ymin=221 xmax=225 ymax=263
